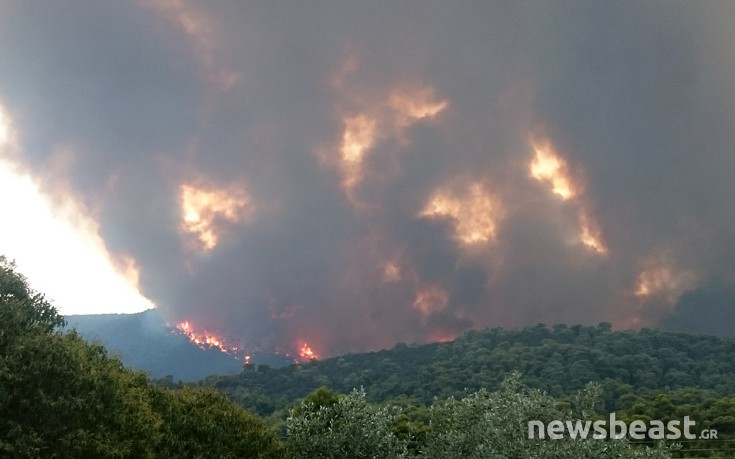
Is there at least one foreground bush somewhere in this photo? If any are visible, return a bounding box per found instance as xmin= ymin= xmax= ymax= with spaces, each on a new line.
xmin=286 ymin=375 xmax=675 ymax=459
xmin=0 ymin=256 xmax=282 ymax=458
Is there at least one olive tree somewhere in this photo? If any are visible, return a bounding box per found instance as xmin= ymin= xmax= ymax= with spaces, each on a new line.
xmin=287 ymin=387 xmax=407 ymax=459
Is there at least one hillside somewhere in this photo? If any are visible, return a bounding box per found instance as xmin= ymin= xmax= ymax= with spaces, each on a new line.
xmin=65 ymin=310 xmax=297 ymax=380
xmin=65 ymin=311 xmax=243 ymax=380
xmin=199 ymin=324 xmax=735 ymax=415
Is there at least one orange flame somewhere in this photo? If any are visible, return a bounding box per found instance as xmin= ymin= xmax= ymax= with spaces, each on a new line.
xmin=176 ymin=320 xmax=320 ymax=363
xmin=176 ymin=320 xmax=240 ymax=355
xmin=298 ymin=342 xmax=318 ymax=361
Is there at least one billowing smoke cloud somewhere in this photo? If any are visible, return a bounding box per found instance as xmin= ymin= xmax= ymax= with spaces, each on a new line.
xmin=1 ymin=1 xmax=734 ymax=356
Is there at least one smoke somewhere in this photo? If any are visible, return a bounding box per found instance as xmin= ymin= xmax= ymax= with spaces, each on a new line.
xmin=1 ymin=1 xmax=734 ymax=355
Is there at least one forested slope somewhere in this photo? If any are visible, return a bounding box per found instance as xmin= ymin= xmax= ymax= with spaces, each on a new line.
xmin=201 ymin=323 xmax=735 ymax=414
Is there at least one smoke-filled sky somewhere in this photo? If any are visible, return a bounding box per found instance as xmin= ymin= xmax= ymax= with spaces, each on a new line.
xmin=1 ymin=1 xmax=734 ymax=356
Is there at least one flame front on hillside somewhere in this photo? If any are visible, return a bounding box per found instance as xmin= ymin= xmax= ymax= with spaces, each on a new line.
xmin=175 ymin=320 xmax=320 ymax=364
xmin=299 ymin=342 xmax=318 ymax=361
xmin=176 ymin=320 xmax=240 ymax=356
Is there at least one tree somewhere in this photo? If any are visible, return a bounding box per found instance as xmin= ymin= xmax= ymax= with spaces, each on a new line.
xmin=422 ymin=373 xmax=674 ymax=459
xmin=0 ymin=257 xmax=161 ymax=457
xmin=155 ymin=387 xmax=283 ymax=459
xmin=0 ymin=257 xmax=284 ymax=458
xmin=287 ymin=388 xmax=407 ymax=458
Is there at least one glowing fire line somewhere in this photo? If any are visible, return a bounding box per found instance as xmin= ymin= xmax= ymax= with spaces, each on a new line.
xmin=175 ymin=320 xmax=319 ymax=363
xmin=176 ymin=320 xmax=240 ymax=355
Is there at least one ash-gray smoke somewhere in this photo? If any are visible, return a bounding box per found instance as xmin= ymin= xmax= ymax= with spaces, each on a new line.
xmin=1 ymin=1 xmax=734 ymax=355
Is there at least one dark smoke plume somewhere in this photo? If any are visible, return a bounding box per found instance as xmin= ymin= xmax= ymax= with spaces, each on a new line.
xmin=1 ymin=1 xmax=734 ymax=355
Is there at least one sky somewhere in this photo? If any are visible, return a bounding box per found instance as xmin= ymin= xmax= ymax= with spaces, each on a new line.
xmin=0 ymin=1 xmax=734 ymax=356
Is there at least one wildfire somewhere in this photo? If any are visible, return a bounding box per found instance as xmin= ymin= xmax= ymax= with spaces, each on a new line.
xmin=530 ymin=141 xmax=576 ymax=200
xmin=382 ymin=262 xmax=401 ymax=282
xmin=299 ymin=342 xmax=318 ymax=361
xmin=421 ymin=182 xmax=502 ymax=245
xmin=389 ymin=86 xmax=449 ymax=124
xmin=324 ymin=58 xmax=449 ymax=205
xmin=529 ymin=137 xmax=608 ymax=256
xmin=578 ymin=213 xmax=607 ymax=255
xmin=179 ymin=181 xmax=253 ymax=251
xmin=340 ymin=115 xmax=377 ymax=194
xmin=175 ymin=320 xmax=320 ymax=364
xmin=176 ymin=320 xmax=240 ymax=355
xmin=634 ymin=255 xmax=697 ymax=304
xmin=413 ymin=284 xmax=448 ymax=317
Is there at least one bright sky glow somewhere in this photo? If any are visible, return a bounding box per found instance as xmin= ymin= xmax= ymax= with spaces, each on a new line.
xmin=0 ymin=162 xmax=155 ymax=315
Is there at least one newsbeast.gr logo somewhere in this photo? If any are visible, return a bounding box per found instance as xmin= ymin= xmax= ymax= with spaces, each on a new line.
xmin=528 ymin=414 xmax=718 ymax=441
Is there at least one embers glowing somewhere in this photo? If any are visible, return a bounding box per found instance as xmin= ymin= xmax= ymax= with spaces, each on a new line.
xmin=299 ymin=342 xmax=318 ymax=361
xmin=179 ymin=182 xmax=252 ymax=250
xmin=176 ymin=320 xmax=239 ymax=355
xmin=421 ymin=183 xmax=502 ymax=245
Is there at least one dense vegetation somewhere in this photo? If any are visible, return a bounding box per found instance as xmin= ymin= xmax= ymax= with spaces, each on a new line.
xmin=284 ymin=379 xmax=673 ymax=458
xmin=3 ymin=255 xmax=732 ymax=457
xmin=0 ymin=257 xmax=282 ymax=458
xmin=201 ymin=323 xmax=735 ymax=412
xmin=198 ymin=322 xmax=735 ymax=457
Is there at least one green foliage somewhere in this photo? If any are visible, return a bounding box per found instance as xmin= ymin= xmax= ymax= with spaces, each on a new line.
xmin=284 ymin=375 xmax=674 ymax=459
xmin=155 ymin=387 xmax=283 ymax=459
xmin=0 ymin=256 xmax=283 ymax=458
xmin=616 ymin=387 xmax=735 ymax=458
xmin=423 ymin=374 xmax=673 ymax=458
xmin=291 ymin=386 xmax=341 ymax=417
xmin=287 ymin=388 xmax=407 ymax=459
xmin=203 ymin=322 xmax=735 ymax=418
xmin=0 ymin=256 xmax=65 ymax=340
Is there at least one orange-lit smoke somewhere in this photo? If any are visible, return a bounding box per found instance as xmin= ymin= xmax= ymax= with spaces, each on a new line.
xmin=421 ymin=182 xmax=503 ymax=246
xmin=325 ymin=63 xmax=449 ymax=204
xmin=143 ymin=0 xmax=239 ymax=89
xmin=529 ymin=137 xmax=608 ymax=256
xmin=389 ymin=86 xmax=449 ymax=125
xmin=634 ymin=254 xmax=697 ymax=304
xmin=530 ymin=140 xmax=576 ymax=200
xmin=413 ymin=284 xmax=448 ymax=317
xmin=382 ymin=261 xmax=401 ymax=282
xmin=179 ymin=182 xmax=253 ymax=251
xmin=340 ymin=115 xmax=377 ymax=193
xmin=579 ymin=213 xmax=607 ymax=255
